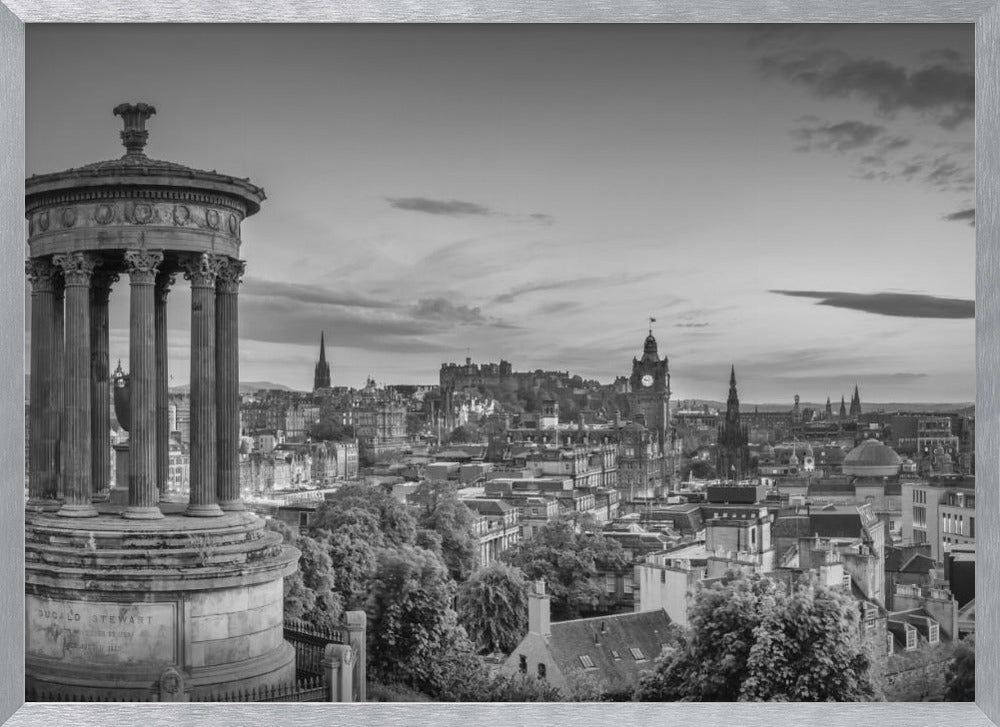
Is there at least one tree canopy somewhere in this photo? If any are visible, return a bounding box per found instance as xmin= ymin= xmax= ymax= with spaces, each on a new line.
xmin=366 ymin=544 xmax=480 ymax=698
xmin=312 ymin=483 xmax=417 ymax=548
xmin=635 ymin=570 xmax=877 ymax=702
xmin=500 ymin=516 xmax=629 ymax=619
xmin=457 ymin=561 xmax=530 ymax=654
xmin=416 ymin=486 xmax=479 ymax=582
xmin=944 ymin=637 xmax=975 ymax=701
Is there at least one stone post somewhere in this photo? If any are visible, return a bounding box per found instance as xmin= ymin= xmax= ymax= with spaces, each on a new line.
xmin=90 ymin=270 xmax=118 ymax=500
xmin=215 ymin=258 xmax=245 ymax=511
xmin=183 ymin=253 xmax=224 ymax=517
xmin=123 ymin=249 xmax=165 ymax=520
xmin=25 ymin=258 xmax=60 ymax=511
xmin=344 ymin=610 xmax=367 ymax=702
xmin=155 ymin=272 xmax=175 ymax=501
xmin=322 ymin=643 xmax=354 ymax=702
xmin=52 ymin=252 xmax=99 ymax=518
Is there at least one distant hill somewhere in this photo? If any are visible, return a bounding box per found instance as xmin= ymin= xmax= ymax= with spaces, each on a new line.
xmin=678 ymin=399 xmax=974 ymax=414
xmin=170 ymin=381 xmax=298 ymax=395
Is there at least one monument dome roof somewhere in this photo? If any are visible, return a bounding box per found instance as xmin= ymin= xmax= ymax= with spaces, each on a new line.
xmin=843 ymin=439 xmax=902 ymax=476
xmin=26 ymin=102 xmax=265 ymax=216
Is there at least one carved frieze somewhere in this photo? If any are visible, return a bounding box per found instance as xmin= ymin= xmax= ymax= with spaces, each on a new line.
xmin=27 ymin=201 xmax=242 ymax=239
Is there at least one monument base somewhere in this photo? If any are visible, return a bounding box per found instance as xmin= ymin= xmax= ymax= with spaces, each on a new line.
xmin=25 ymin=506 xmax=299 ymax=701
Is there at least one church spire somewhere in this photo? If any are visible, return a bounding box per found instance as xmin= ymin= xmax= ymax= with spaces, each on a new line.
xmin=849 ymin=384 xmax=862 ymax=417
xmin=313 ymin=331 xmax=331 ymax=391
xmin=729 ymin=364 xmax=736 ymax=388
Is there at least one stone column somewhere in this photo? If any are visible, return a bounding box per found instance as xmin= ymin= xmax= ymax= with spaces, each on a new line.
xmin=54 ymin=277 xmax=64 ymax=499
xmin=52 ymin=252 xmax=99 ymax=518
xmin=215 ymin=258 xmax=245 ymax=511
xmin=25 ymin=258 xmax=60 ymax=511
xmin=183 ymin=253 xmax=223 ymax=517
xmin=123 ymin=249 xmax=165 ymax=520
xmin=155 ymin=271 xmax=175 ymax=501
xmin=90 ymin=270 xmax=118 ymax=501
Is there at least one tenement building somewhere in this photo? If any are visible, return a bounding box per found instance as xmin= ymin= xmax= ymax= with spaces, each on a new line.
xmin=24 ymin=104 xmax=299 ymax=700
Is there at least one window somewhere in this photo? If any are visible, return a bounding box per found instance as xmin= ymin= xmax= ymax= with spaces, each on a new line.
xmin=623 ymin=576 xmax=634 ymax=595
xmin=886 ymin=634 xmax=894 ymax=655
xmin=660 ymin=570 xmax=667 ymax=584
xmin=519 ymin=655 xmax=527 ymax=674
xmin=537 ymin=663 xmax=547 ymax=679
xmin=605 ymin=575 xmax=616 ymax=594
xmin=970 ymin=517 xmax=975 ymax=538
xmin=630 ymin=647 xmax=646 ymax=661
xmin=913 ymin=506 xmax=926 ymax=528
xmin=929 ymin=622 xmax=940 ymax=644
xmin=905 ymin=626 xmax=917 ymax=651
xmin=842 ymin=573 xmax=852 ymax=589
xmin=579 ymin=655 xmax=595 ymax=669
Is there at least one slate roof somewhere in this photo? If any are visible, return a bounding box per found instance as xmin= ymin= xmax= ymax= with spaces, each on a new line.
xmin=547 ymin=610 xmax=676 ymax=689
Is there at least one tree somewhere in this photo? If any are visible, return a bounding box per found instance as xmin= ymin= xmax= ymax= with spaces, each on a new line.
xmin=634 ymin=570 xmax=877 ymax=702
xmin=417 ymin=488 xmax=478 ymax=582
xmin=457 ymin=562 xmax=530 ymax=654
xmin=501 ymin=516 xmax=629 ymax=619
xmin=265 ymin=518 xmax=342 ymax=628
xmin=944 ymin=637 xmax=975 ymax=701
xmin=448 ymin=424 xmax=482 ymax=444
xmin=366 ymin=545 xmax=480 ymax=698
xmin=739 ymin=577 xmax=875 ymax=701
xmin=313 ymin=483 xmax=417 ymax=547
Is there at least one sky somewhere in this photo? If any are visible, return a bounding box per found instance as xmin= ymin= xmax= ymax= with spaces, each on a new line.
xmin=25 ymin=24 xmax=975 ymax=403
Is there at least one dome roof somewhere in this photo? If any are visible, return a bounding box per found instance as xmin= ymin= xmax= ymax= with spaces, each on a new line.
xmin=843 ymin=439 xmax=902 ymax=476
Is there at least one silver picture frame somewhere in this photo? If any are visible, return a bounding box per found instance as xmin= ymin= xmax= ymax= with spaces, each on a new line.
xmin=0 ymin=3 xmax=997 ymax=726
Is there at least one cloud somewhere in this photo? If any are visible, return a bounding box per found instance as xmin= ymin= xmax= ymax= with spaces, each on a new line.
xmin=411 ymin=297 xmax=515 ymax=328
xmin=791 ymin=120 xmax=885 ymax=153
xmin=492 ymin=277 xmax=606 ymax=305
xmin=385 ymin=196 xmax=554 ymax=225
xmin=491 ymin=272 xmax=663 ymax=305
xmin=943 ymin=208 xmax=975 ymax=226
xmin=386 ymin=197 xmax=494 ymax=217
xmin=758 ymin=49 xmax=974 ymax=129
xmin=770 ymin=290 xmax=974 ymax=319
xmin=241 ymin=277 xmax=395 ymax=309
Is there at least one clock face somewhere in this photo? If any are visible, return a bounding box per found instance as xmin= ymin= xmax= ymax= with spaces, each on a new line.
xmin=641 ymin=374 xmax=654 ymax=388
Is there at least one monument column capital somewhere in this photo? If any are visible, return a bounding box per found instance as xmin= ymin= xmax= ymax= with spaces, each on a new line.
xmin=215 ymin=257 xmax=246 ymax=294
xmin=25 ymin=258 xmax=58 ymax=293
xmin=182 ymin=253 xmax=224 ymax=288
xmin=154 ymin=271 xmax=176 ymax=303
xmin=53 ymin=251 xmax=100 ymax=287
xmin=124 ymin=249 xmax=164 ymax=285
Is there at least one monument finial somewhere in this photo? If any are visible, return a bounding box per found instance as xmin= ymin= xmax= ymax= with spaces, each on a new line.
xmin=113 ymin=102 xmax=157 ymax=157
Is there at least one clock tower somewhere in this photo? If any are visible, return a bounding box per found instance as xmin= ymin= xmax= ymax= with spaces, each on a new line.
xmin=629 ymin=324 xmax=671 ymax=438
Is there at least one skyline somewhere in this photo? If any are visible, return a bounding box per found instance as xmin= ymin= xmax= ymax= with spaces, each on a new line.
xmin=25 ymin=24 xmax=975 ymax=402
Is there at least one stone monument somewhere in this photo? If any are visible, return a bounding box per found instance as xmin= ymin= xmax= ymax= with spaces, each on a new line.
xmin=24 ymin=103 xmax=299 ymax=700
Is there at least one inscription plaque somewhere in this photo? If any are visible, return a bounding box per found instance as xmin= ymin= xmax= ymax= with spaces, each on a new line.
xmin=26 ymin=595 xmax=177 ymax=664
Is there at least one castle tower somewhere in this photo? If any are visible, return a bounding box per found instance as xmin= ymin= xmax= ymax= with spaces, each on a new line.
xmin=314 ymin=331 xmax=331 ymax=391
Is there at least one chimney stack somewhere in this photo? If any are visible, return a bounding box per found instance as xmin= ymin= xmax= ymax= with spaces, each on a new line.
xmin=528 ymin=579 xmax=551 ymax=637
